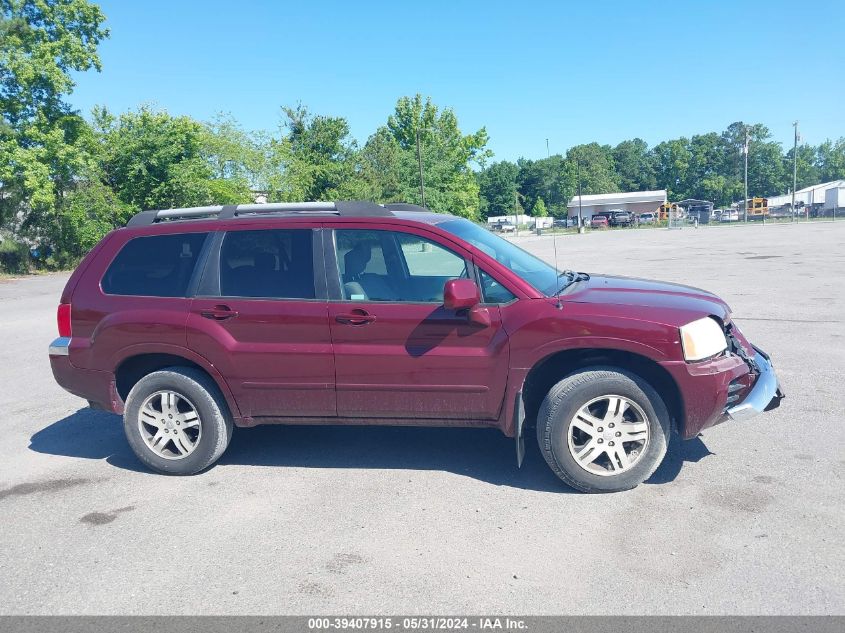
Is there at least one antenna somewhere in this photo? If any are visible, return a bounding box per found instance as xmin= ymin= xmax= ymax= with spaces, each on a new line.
xmin=547 ymin=138 xmax=562 ymax=309
xmin=552 ymin=217 xmax=562 ymax=309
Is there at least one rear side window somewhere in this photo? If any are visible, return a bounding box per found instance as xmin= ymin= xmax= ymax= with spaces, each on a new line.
xmin=102 ymin=233 xmax=208 ymax=297
xmin=219 ymin=229 xmax=315 ymax=299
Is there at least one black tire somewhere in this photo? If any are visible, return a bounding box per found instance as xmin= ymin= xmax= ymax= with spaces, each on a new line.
xmin=536 ymin=366 xmax=671 ymax=493
xmin=123 ymin=367 xmax=233 ymax=475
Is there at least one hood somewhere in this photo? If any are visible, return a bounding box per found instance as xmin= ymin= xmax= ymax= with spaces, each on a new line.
xmin=566 ymin=274 xmax=731 ymax=321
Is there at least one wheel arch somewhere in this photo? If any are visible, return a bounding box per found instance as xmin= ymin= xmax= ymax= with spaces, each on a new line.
xmin=521 ymin=347 xmax=685 ymax=435
xmin=113 ymin=347 xmax=242 ymax=420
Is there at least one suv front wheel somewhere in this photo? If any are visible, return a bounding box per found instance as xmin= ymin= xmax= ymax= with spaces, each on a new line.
xmin=536 ymin=367 xmax=671 ymax=492
xmin=123 ymin=367 xmax=233 ymax=475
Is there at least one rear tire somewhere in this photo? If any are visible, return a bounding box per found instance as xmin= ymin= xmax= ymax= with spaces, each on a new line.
xmin=123 ymin=367 xmax=233 ymax=475
xmin=536 ymin=367 xmax=670 ymax=493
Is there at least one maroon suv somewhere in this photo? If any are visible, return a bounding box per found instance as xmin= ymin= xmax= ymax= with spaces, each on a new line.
xmin=48 ymin=201 xmax=783 ymax=492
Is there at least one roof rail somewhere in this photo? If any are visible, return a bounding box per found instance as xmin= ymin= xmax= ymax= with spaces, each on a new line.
xmin=126 ymin=200 xmax=398 ymax=227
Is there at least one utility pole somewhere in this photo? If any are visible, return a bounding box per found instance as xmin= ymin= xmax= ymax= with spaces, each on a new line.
xmin=577 ymin=158 xmax=584 ymax=231
xmin=415 ymin=128 xmax=426 ymax=208
xmin=792 ymin=121 xmax=799 ymax=222
xmin=546 ymin=138 xmax=550 ymax=159
xmin=743 ymin=127 xmax=749 ymax=223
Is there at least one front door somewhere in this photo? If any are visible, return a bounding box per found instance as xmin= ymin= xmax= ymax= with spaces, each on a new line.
xmin=325 ymin=226 xmax=509 ymax=421
xmin=187 ymin=226 xmax=336 ymax=418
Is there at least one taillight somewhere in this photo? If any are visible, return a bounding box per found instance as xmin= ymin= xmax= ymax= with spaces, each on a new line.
xmin=57 ymin=303 xmax=72 ymax=338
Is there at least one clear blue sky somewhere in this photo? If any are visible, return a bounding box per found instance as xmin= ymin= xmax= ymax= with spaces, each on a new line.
xmin=69 ymin=0 xmax=844 ymax=162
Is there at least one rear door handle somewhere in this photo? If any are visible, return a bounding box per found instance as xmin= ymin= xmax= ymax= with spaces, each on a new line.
xmin=335 ymin=312 xmax=376 ymax=326
xmin=200 ymin=305 xmax=239 ymax=321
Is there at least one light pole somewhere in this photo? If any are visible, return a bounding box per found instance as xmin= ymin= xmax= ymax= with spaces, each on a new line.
xmin=743 ymin=127 xmax=749 ymax=223
xmin=792 ymin=121 xmax=799 ymax=222
xmin=415 ymin=128 xmax=426 ymax=208
xmin=577 ymin=158 xmax=584 ymax=232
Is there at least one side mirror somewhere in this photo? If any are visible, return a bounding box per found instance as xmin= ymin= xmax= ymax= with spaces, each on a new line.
xmin=444 ymin=279 xmax=491 ymax=327
xmin=443 ymin=279 xmax=480 ymax=311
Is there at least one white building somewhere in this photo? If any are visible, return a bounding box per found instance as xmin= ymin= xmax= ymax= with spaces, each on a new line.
xmin=486 ymin=214 xmax=554 ymax=228
xmin=566 ymin=190 xmax=667 ymax=220
xmin=767 ymin=180 xmax=845 ymax=212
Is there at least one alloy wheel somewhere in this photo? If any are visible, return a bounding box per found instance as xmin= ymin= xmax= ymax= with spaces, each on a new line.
xmin=137 ymin=390 xmax=202 ymax=460
xmin=567 ymin=395 xmax=650 ymax=476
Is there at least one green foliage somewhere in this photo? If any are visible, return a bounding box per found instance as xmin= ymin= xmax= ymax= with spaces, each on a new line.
xmin=94 ymin=106 xmax=243 ymax=210
xmin=612 ymin=138 xmax=655 ymax=192
xmin=476 ymin=160 xmax=518 ymax=218
xmin=0 ymin=0 xmax=108 ymax=228
xmin=566 ymin=143 xmax=619 ymax=195
xmin=2 ymin=1 xmax=845 ymax=269
xmin=816 ymin=138 xmax=845 ymax=183
xmin=268 ymin=105 xmax=356 ymax=201
xmin=0 ymin=236 xmax=30 ymax=274
xmin=378 ymin=94 xmax=491 ymax=219
xmin=516 ymin=155 xmax=574 ymax=217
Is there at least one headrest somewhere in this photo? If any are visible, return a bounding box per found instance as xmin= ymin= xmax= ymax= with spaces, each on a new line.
xmin=344 ymin=243 xmax=371 ymax=278
xmin=254 ymin=251 xmax=276 ymax=271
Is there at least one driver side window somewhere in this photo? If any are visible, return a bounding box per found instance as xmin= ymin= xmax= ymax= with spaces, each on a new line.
xmin=335 ymin=229 xmax=467 ymax=303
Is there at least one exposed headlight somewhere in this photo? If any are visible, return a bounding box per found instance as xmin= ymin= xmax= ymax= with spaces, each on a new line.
xmin=680 ymin=317 xmax=728 ymax=361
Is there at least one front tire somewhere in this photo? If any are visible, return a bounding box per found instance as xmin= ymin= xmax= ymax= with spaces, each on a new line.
xmin=124 ymin=367 xmax=233 ymax=475
xmin=536 ymin=367 xmax=671 ymax=493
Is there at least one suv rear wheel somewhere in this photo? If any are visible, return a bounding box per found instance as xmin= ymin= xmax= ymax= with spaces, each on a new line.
xmin=123 ymin=367 xmax=233 ymax=475
xmin=536 ymin=367 xmax=670 ymax=492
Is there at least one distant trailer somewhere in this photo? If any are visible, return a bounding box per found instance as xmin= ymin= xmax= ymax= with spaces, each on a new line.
xmin=677 ymin=199 xmax=714 ymax=225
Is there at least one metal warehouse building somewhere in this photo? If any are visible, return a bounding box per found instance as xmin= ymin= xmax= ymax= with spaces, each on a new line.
xmin=567 ymin=190 xmax=668 ymax=221
xmin=768 ymin=180 xmax=845 ymax=214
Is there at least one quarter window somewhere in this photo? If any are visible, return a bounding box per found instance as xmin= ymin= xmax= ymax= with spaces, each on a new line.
xmin=479 ymin=270 xmax=516 ymax=304
xmin=102 ymin=233 xmax=208 ymax=297
xmin=220 ymin=229 xmax=315 ymax=299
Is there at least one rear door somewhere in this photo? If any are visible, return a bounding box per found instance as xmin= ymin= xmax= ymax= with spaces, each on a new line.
xmin=187 ymin=224 xmax=336 ymax=419
xmin=325 ymin=224 xmax=509 ymax=421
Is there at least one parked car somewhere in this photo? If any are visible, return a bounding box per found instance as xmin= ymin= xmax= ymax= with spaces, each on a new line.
xmin=492 ymin=220 xmax=516 ymax=233
xmin=720 ymin=209 xmax=740 ymax=222
xmin=49 ymin=200 xmax=783 ymax=493
xmin=638 ymin=212 xmax=656 ymax=225
xmin=590 ymin=214 xmax=609 ymax=229
xmin=608 ymin=209 xmax=632 ymax=227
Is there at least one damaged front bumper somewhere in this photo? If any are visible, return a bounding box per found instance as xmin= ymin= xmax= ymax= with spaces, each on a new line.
xmin=726 ymin=347 xmax=784 ymax=421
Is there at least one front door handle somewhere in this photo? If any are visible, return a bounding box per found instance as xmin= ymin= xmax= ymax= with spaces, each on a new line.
xmin=335 ymin=310 xmax=376 ymax=326
xmin=200 ymin=305 xmax=239 ymax=321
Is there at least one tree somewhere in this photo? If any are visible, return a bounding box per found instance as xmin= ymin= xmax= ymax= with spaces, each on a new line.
xmin=0 ymin=0 xmax=108 ymax=127
xmin=93 ymin=106 xmax=252 ymax=211
xmin=612 ymin=138 xmax=656 ymax=192
xmin=516 ymin=155 xmax=574 ymax=217
xmin=651 ymin=138 xmax=691 ymax=201
xmin=379 ymin=94 xmax=491 ymax=219
xmin=477 ymin=160 xmax=518 ymax=218
xmin=0 ymin=0 xmax=108 ymax=229
xmin=566 ymin=143 xmax=619 ymax=195
xmin=783 ymin=144 xmax=819 ymax=191
xmin=532 ymin=197 xmax=548 ymax=217
xmin=268 ymin=104 xmax=366 ymax=202
xmin=816 ymin=138 xmax=845 ymax=183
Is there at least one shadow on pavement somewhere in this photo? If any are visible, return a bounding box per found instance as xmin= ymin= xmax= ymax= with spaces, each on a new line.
xmin=30 ymin=408 xmax=713 ymax=492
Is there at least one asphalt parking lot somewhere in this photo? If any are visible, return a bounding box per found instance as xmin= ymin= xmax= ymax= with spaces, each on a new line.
xmin=1 ymin=221 xmax=843 ymax=615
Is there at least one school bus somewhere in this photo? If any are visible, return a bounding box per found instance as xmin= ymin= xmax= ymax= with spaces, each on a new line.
xmin=745 ymin=197 xmax=769 ymax=220
xmin=658 ymin=203 xmax=679 ymax=222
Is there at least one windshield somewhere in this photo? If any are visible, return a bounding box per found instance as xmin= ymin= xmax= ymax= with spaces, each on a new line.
xmin=438 ymin=219 xmax=560 ymax=296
